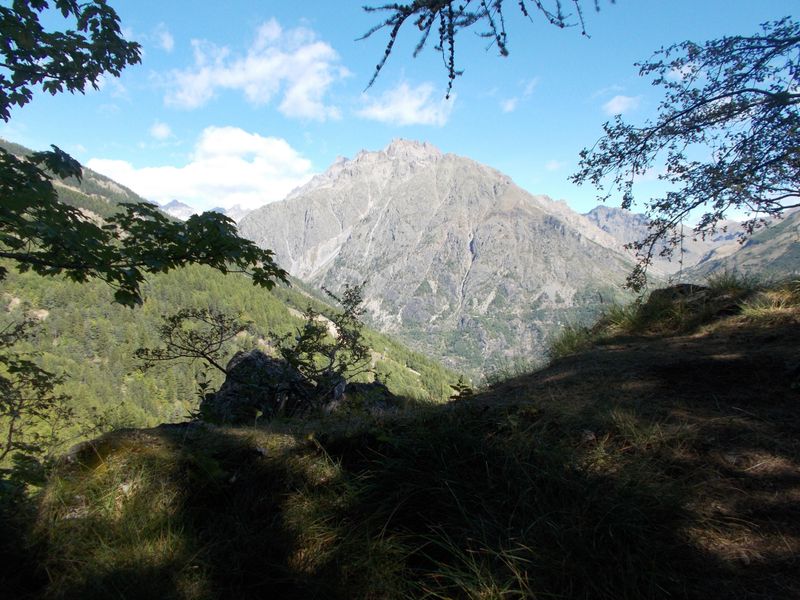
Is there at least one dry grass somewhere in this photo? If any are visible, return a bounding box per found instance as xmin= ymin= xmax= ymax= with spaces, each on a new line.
xmin=3 ymin=278 xmax=799 ymax=599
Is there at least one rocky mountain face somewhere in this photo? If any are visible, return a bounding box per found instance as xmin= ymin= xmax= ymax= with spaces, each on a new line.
xmin=584 ymin=205 xmax=743 ymax=275
xmin=239 ymin=140 xmax=636 ymax=374
xmin=211 ymin=204 xmax=251 ymax=223
xmin=687 ymin=209 xmax=800 ymax=279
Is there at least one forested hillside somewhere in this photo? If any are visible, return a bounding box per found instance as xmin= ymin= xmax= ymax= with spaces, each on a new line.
xmin=2 ymin=264 xmax=458 ymax=435
xmin=0 ymin=138 xmax=459 ymax=465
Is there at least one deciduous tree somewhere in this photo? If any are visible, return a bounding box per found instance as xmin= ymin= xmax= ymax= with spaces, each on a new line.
xmin=0 ymin=1 xmax=288 ymax=307
xmin=135 ymin=308 xmax=250 ymax=376
xmin=572 ymin=17 xmax=800 ymax=289
xmin=271 ymin=283 xmax=372 ymax=393
xmin=0 ymin=319 xmax=73 ymax=482
xmin=361 ymin=0 xmax=609 ymax=95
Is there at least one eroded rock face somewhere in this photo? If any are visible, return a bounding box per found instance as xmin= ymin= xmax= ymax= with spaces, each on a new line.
xmin=200 ymin=350 xmax=312 ymax=424
xmin=239 ymin=139 xmax=636 ymax=373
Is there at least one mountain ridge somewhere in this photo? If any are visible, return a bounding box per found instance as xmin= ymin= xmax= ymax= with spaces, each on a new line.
xmin=239 ymin=139 xmax=637 ymax=374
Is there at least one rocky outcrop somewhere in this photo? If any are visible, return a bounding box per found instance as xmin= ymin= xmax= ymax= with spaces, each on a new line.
xmin=324 ymin=380 xmax=403 ymax=416
xmin=200 ymin=350 xmax=313 ymax=423
xmin=200 ymin=350 xmax=404 ymax=423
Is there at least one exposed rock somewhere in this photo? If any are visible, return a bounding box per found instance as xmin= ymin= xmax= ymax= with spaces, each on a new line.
xmin=209 ymin=204 xmax=252 ymax=223
xmin=584 ymin=205 xmax=744 ymax=274
xmin=239 ymin=140 xmax=637 ymax=374
xmin=4 ymin=295 xmax=21 ymax=312
xmin=200 ymin=350 xmax=313 ymax=424
xmin=200 ymin=350 xmax=402 ymax=422
xmin=28 ymin=308 xmax=49 ymax=321
xmin=161 ymin=199 xmax=196 ymax=221
xmin=687 ymin=209 xmax=800 ymax=280
xmin=324 ymin=380 xmax=402 ymax=416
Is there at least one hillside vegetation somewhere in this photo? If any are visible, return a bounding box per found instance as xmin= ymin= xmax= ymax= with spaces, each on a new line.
xmin=0 ymin=139 xmax=460 ymax=477
xmin=5 ymin=276 xmax=798 ymax=599
xmin=1 ymin=263 xmax=458 ymax=437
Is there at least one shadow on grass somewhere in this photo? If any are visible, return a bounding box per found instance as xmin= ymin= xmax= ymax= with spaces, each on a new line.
xmin=0 ymin=413 xmax=758 ymax=598
xmin=481 ymin=318 xmax=800 ymax=599
xmin=5 ymin=316 xmax=799 ymax=599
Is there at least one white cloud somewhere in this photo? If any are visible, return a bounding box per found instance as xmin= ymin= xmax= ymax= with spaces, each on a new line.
xmin=545 ymin=160 xmax=566 ymax=172
xmin=357 ymin=82 xmax=454 ymax=126
xmin=95 ymin=73 xmax=128 ymax=99
xmin=164 ymin=19 xmax=347 ymax=121
xmin=500 ymin=78 xmax=538 ymax=113
xmin=154 ymin=23 xmax=175 ymax=53
xmin=633 ymin=166 xmax=664 ymax=183
xmin=590 ymin=84 xmax=625 ymax=100
xmin=667 ymin=61 xmax=706 ymax=82
xmin=602 ymin=95 xmax=641 ymax=115
xmin=87 ymin=126 xmax=315 ymax=211
xmin=500 ymin=98 xmax=518 ymax=113
xmin=522 ymin=78 xmax=539 ymax=97
xmin=149 ymin=121 xmax=173 ymax=141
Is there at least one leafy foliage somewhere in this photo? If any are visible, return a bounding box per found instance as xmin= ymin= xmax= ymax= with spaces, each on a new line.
xmin=136 ymin=283 xmax=422 ymax=421
xmin=0 ymin=318 xmax=77 ymax=485
xmin=1 ymin=259 xmax=457 ymax=443
xmin=136 ymin=309 xmax=251 ymax=376
xmin=0 ymin=0 xmax=140 ymax=120
xmin=273 ymin=284 xmax=372 ymax=388
xmin=0 ymin=147 xmax=289 ymax=306
xmin=573 ymin=17 xmax=800 ymax=290
xmin=0 ymin=2 xmax=288 ymax=306
xmin=361 ymin=0 xmax=609 ymax=95
xmin=448 ymin=375 xmax=475 ymax=400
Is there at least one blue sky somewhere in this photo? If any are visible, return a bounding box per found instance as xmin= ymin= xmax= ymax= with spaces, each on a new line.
xmin=1 ymin=0 xmax=794 ymax=214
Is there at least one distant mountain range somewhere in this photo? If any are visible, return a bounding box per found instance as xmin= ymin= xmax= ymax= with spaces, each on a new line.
xmin=687 ymin=209 xmax=800 ymax=279
xmin=1 ymin=137 xmax=458 ymax=426
xmin=583 ymin=205 xmax=744 ymax=276
xmin=160 ymin=199 xmax=251 ymax=223
xmin=4 ymin=135 xmax=796 ymax=375
xmin=583 ymin=205 xmax=799 ymax=281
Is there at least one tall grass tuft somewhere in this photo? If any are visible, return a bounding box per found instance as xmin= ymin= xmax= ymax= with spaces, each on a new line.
xmin=546 ymin=323 xmax=594 ymax=360
xmin=705 ymin=270 xmax=762 ymax=296
xmin=545 ymin=273 xmax=783 ymax=362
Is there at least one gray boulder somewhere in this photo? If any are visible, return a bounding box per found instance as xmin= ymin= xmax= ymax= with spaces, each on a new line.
xmin=324 ymin=380 xmax=402 ymax=416
xmin=200 ymin=350 xmax=312 ymax=423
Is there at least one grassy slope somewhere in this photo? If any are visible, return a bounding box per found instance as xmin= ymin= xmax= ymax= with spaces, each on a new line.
xmin=5 ymin=278 xmax=798 ymax=599
xmin=1 ymin=263 xmax=458 ymax=436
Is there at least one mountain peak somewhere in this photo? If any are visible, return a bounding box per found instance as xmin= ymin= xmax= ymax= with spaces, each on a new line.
xmin=161 ymin=199 xmax=196 ymax=221
xmin=382 ymin=138 xmax=442 ymax=161
xmin=239 ymin=143 xmax=638 ymax=373
xmin=163 ymin=199 xmax=191 ymax=210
